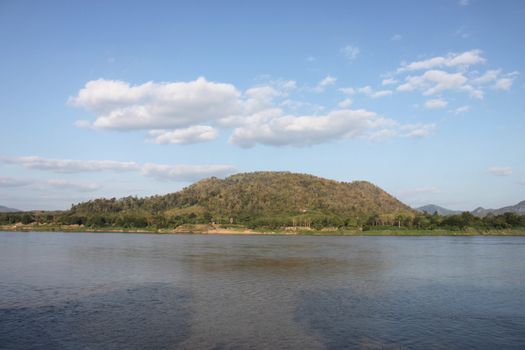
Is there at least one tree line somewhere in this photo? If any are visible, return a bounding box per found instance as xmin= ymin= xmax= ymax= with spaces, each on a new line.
xmin=1 ymin=210 xmax=524 ymax=231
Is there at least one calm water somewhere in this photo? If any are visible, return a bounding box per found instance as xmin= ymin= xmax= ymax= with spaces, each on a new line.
xmin=0 ymin=232 xmax=524 ymax=349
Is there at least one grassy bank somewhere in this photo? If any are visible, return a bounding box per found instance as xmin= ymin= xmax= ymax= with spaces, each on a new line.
xmin=1 ymin=223 xmax=525 ymax=236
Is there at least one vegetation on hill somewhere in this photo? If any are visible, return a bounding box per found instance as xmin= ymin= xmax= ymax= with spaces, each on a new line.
xmin=1 ymin=172 xmax=524 ymax=234
xmin=63 ymin=171 xmax=413 ymax=229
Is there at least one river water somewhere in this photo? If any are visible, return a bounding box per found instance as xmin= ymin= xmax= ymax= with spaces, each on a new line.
xmin=0 ymin=231 xmax=524 ymax=349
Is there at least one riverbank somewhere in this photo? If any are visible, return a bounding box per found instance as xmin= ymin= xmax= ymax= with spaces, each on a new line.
xmin=1 ymin=223 xmax=525 ymax=236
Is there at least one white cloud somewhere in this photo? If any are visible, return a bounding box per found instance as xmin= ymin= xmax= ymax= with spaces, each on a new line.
xmin=2 ymin=155 xmax=236 ymax=183
xmin=397 ymin=70 xmax=468 ymax=95
xmin=46 ymin=180 xmax=101 ymax=192
xmin=341 ymin=86 xmax=392 ymax=98
xmin=229 ymin=109 xmax=394 ymax=148
xmin=314 ymin=75 xmax=337 ymax=92
xmin=488 ymin=166 xmax=512 ymax=176
xmin=0 ymin=176 xmax=32 ymax=188
xmin=2 ymin=156 xmax=140 ymax=173
xmin=141 ymin=163 xmax=235 ymax=182
xmin=69 ymin=72 xmax=464 ymax=148
xmin=358 ymin=86 xmax=393 ymax=98
xmin=391 ymin=34 xmax=402 ymax=41
xmin=382 ymin=78 xmax=398 ymax=85
xmin=494 ymin=77 xmax=515 ymax=91
xmin=397 ymin=49 xmax=485 ymax=73
xmin=400 ymin=123 xmax=436 ymax=138
xmin=148 ymin=126 xmax=218 ymax=145
xmin=461 ymin=84 xmax=484 ymax=99
xmin=482 ymin=71 xmax=519 ymax=90
xmin=425 ymin=98 xmax=448 ymax=109
xmin=471 ymin=69 xmax=501 ymax=85
xmin=340 ymin=45 xmax=360 ymax=61
xmin=0 ymin=176 xmax=101 ymax=193
xmin=338 ymin=98 xmax=353 ymax=108
xmin=392 ymin=51 xmax=517 ymax=102
xmin=70 ymin=77 xmax=242 ymax=130
xmin=453 ymin=105 xmax=471 ymax=114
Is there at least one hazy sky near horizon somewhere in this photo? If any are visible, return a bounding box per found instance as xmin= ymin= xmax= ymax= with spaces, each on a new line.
xmin=1 ymin=0 xmax=524 ymax=211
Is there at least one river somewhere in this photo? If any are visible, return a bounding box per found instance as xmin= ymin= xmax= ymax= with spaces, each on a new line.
xmin=1 ymin=232 xmax=524 ymax=349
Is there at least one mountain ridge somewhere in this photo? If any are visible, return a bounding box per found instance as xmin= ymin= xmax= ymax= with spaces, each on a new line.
xmin=0 ymin=205 xmax=20 ymax=213
xmin=417 ymin=200 xmax=525 ymax=217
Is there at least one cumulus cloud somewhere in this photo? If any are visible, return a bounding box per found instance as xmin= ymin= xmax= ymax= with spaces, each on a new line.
xmin=397 ymin=70 xmax=469 ymax=96
xmin=2 ymin=156 xmax=140 ymax=173
xmin=397 ymin=49 xmax=485 ymax=73
xmin=314 ymin=76 xmax=337 ymax=92
xmin=471 ymin=69 xmax=501 ymax=85
xmin=425 ymin=98 xmax=448 ymax=109
xmin=69 ymin=73 xmax=455 ymax=148
xmin=341 ymin=45 xmax=360 ymax=61
xmin=229 ymin=109 xmax=395 ymax=148
xmin=494 ymin=72 xmax=520 ymax=91
xmin=148 ymin=125 xmax=218 ymax=145
xmin=392 ymin=50 xmax=517 ymax=102
xmin=227 ymin=107 xmax=433 ymax=148
xmin=488 ymin=166 xmax=512 ymax=176
xmin=141 ymin=163 xmax=236 ymax=182
xmin=70 ymin=77 xmax=242 ymax=130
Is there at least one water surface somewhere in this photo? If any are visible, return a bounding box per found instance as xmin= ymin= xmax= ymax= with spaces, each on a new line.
xmin=1 ymin=232 xmax=524 ymax=349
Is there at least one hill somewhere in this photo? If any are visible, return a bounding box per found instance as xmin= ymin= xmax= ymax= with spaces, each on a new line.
xmin=0 ymin=205 xmax=19 ymax=213
xmin=68 ymin=172 xmax=413 ymax=228
xmin=416 ymin=204 xmax=461 ymax=216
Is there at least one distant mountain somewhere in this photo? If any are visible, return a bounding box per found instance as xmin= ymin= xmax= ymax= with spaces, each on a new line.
xmin=416 ymin=204 xmax=461 ymax=216
xmin=472 ymin=200 xmax=525 ymax=217
xmin=471 ymin=207 xmax=492 ymax=217
xmin=418 ymin=200 xmax=525 ymax=218
xmin=0 ymin=205 xmax=20 ymax=213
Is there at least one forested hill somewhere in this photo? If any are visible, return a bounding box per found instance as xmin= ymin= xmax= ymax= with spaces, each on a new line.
xmin=68 ymin=172 xmax=413 ymax=227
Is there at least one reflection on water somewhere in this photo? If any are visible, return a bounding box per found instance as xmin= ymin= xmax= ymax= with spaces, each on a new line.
xmin=0 ymin=232 xmax=524 ymax=349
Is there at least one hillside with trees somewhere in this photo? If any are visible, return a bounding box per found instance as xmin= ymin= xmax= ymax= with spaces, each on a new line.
xmin=65 ymin=171 xmax=413 ymax=229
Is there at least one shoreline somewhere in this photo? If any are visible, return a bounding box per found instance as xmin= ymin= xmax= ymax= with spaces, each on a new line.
xmin=1 ymin=224 xmax=525 ymax=236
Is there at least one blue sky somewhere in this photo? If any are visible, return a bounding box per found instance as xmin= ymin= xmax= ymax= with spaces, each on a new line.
xmin=0 ymin=0 xmax=524 ymax=211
